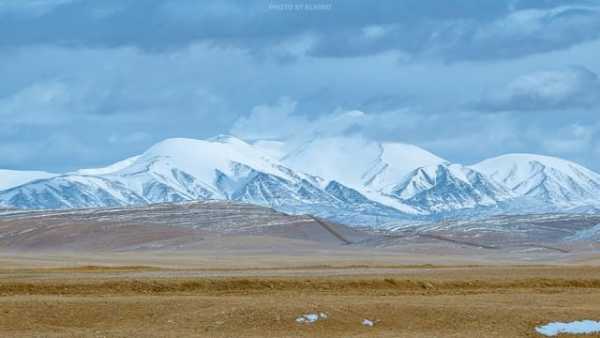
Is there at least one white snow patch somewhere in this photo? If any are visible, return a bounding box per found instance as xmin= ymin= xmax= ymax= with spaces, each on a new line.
xmin=296 ymin=313 xmax=327 ymax=324
xmin=535 ymin=320 xmax=600 ymax=336
xmin=362 ymin=319 xmax=375 ymax=327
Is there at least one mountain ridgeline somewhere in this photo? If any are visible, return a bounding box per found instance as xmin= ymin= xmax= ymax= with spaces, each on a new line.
xmin=2 ymin=135 xmax=600 ymax=227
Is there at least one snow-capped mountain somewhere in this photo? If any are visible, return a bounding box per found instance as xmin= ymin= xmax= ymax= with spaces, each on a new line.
xmin=278 ymin=136 xmax=446 ymax=192
xmin=2 ymin=136 xmax=600 ymax=227
xmin=472 ymin=153 xmax=600 ymax=209
xmin=0 ymin=136 xmax=408 ymax=225
xmin=277 ymin=136 xmax=512 ymax=214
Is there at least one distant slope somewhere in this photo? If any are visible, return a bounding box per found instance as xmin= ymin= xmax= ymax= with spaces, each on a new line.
xmin=386 ymin=213 xmax=600 ymax=248
xmin=0 ymin=201 xmax=372 ymax=251
xmin=0 ymin=169 xmax=56 ymax=191
xmin=472 ymin=153 xmax=600 ymax=208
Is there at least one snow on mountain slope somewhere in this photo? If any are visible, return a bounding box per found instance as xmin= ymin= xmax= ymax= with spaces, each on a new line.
xmin=132 ymin=136 xmax=295 ymax=184
xmin=278 ymin=136 xmax=509 ymax=214
xmin=324 ymin=180 xmax=410 ymax=216
xmin=281 ymin=136 xmax=382 ymax=189
xmin=253 ymin=136 xmax=600 ymax=215
xmin=3 ymin=136 xmax=600 ymax=226
xmin=74 ymin=155 xmax=141 ymax=176
xmin=365 ymin=142 xmax=448 ymax=193
xmin=389 ymin=163 xmax=512 ymax=212
xmin=0 ymin=175 xmax=146 ymax=209
xmin=0 ymin=169 xmax=56 ymax=191
xmin=0 ymin=136 xmax=409 ymax=225
xmin=109 ymin=136 xmax=328 ymax=199
xmin=472 ymin=153 xmax=600 ymax=207
xmin=251 ymin=140 xmax=287 ymax=160
xmin=281 ymin=136 xmax=446 ymax=192
xmin=115 ymin=136 xmax=411 ymax=222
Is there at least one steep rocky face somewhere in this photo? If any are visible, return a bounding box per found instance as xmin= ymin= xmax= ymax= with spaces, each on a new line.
xmin=389 ymin=164 xmax=511 ymax=213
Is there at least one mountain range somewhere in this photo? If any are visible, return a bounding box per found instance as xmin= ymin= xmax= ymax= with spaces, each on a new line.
xmin=2 ymin=135 xmax=600 ymax=228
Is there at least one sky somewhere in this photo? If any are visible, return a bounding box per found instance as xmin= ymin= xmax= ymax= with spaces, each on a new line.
xmin=1 ymin=0 xmax=600 ymax=172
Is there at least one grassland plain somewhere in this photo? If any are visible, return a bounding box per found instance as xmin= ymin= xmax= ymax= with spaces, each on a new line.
xmin=1 ymin=253 xmax=600 ymax=337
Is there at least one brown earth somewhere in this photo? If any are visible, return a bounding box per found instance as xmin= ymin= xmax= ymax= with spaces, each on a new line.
xmin=1 ymin=259 xmax=600 ymax=338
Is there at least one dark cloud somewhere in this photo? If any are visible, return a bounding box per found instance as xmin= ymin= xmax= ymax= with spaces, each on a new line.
xmin=2 ymin=0 xmax=599 ymax=61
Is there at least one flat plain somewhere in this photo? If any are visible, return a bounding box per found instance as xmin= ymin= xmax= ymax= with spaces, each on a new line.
xmin=1 ymin=251 xmax=600 ymax=338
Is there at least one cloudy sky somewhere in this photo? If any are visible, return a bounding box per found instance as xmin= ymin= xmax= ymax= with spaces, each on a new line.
xmin=2 ymin=0 xmax=600 ymax=172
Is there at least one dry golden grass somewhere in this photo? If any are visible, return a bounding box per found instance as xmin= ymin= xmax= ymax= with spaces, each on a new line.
xmin=2 ymin=275 xmax=600 ymax=296
xmin=0 ymin=264 xmax=600 ymax=337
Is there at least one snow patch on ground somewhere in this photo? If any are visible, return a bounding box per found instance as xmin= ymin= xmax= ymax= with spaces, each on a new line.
xmin=296 ymin=313 xmax=327 ymax=324
xmin=536 ymin=320 xmax=600 ymax=336
xmin=362 ymin=319 xmax=375 ymax=327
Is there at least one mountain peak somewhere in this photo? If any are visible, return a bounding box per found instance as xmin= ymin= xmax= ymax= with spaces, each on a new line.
xmin=279 ymin=136 xmax=447 ymax=192
xmin=472 ymin=152 xmax=600 ymax=205
xmin=472 ymin=152 xmax=595 ymax=181
xmin=476 ymin=153 xmax=575 ymax=165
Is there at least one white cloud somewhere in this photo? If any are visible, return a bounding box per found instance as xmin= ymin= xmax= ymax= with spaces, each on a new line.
xmin=230 ymin=96 xmax=408 ymax=142
xmin=474 ymin=66 xmax=600 ymax=111
xmin=0 ymin=80 xmax=82 ymax=125
xmin=230 ymin=97 xmax=303 ymax=140
xmin=362 ymin=25 xmax=388 ymax=40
